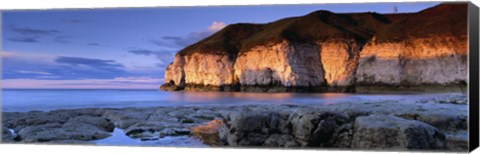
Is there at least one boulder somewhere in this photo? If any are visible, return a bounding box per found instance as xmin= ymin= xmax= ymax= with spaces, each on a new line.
xmin=220 ymin=109 xmax=289 ymax=146
xmin=329 ymin=123 xmax=354 ymax=148
xmin=289 ymin=110 xmax=347 ymax=146
xmin=351 ymin=114 xmax=446 ymax=150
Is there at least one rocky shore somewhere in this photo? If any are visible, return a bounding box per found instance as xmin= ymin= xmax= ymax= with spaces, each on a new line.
xmin=1 ymin=94 xmax=468 ymax=151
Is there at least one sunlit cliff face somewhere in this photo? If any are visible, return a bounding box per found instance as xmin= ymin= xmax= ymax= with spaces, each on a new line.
xmin=165 ymin=36 xmax=466 ymax=89
xmin=234 ymin=41 xmax=325 ymax=87
xmin=161 ymin=4 xmax=468 ymax=91
xmin=319 ymin=39 xmax=362 ymax=87
xmin=356 ymin=36 xmax=467 ymax=85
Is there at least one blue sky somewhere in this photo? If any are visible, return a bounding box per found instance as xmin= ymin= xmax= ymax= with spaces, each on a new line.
xmin=1 ymin=2 xmax=439 ymax=89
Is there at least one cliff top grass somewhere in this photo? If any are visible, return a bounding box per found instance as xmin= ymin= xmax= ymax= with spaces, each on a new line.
xmin=375 ymin=3 xmax=467 ymax=43
xmin=176 ymin=3 xmax=467 ymax=58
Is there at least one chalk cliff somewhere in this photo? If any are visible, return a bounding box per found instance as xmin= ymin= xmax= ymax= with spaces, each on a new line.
xmin=161 ymin=3 xmax=468 ymax=92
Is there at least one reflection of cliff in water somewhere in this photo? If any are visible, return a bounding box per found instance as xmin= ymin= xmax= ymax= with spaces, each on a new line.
xmin=166 ymin=91 xmax=463 ymax=106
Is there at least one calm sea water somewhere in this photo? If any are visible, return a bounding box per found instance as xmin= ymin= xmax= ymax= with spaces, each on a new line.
xmin=1 ymin=89 xmax=459 ymax=112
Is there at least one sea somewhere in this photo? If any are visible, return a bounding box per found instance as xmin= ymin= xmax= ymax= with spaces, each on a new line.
xmin=0 ymin=89 xmax=461 ymax=112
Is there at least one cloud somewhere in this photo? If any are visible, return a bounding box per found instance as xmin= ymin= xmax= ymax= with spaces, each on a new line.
xmin=2 ymin=53 xmax=72 ymax=79
xmin=161 ymin=21 xmax=227 ymax=47
xmin=54 ymin=56 xmax=124 ymax=72
xmin=110 ymin=77 xmax=163 ymax=84
xmin=1 ymin=51 xmax=15 ymax=58
xmin=2 ymin=52 xmax=166 ymax=83
xmin=3 ymin=57 xmax=69 ymax=79
xmin=127 ymin=49 xmax=174 ymax=65
xmin=11 ymin=27 xmax=61 ymax=36
xmin=208 ymin=21 xmax=227 ymax=31
xmin=86 ymin=43 xmax=100 ymax=46
xmin=161 ymin=36 xmax=182 ymax=40
xmin=7 ymin=37 xmax=40 ymax=43
xmin=17 ymin=70 xmax=51 ymax=75
xmin=53 ymin=36 xmax=74 ymax=44
xmin=61 ymin=19 xmax=89 ymax=24
xmin=128 ymin=49 xmax=157 ymax=56
xmin=149 ymin=39 xmax=182 ymax=48
xmin=1 ymin=77 xmax=164 ymax=89
xmin=7 ymin=26 xmax=62 ymax=43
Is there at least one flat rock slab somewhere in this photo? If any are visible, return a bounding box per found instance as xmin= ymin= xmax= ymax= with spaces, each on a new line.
xmin=17 ymin=122 xmax=112 ymax=143
xmin=1 ymin=96 xmax=468 ymax=151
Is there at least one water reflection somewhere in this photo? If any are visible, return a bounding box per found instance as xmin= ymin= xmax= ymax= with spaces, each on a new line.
xmin=94 ymin=128 xmax=206 ymax=147
xmin=166 ymin=91 xmax=356 ymax=105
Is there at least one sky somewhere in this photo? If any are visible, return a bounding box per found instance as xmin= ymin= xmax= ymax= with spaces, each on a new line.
xmin=1 ymin=2 xmax=440 ymax=89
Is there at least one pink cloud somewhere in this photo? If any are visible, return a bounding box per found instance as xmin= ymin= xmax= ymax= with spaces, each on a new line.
xmin=207 ymin=21 xmax=227 ymax=32
xmin=1 ymin=77 xmax=164 ymax=89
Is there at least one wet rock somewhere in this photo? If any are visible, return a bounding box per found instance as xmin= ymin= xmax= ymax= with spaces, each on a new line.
xmin=190 ymin=119 xmax=223 ymax=146
xmin=2 ymin=125 xmax=15 ymax=142
xmin=418 ymin=94 xmax=468 ymax=105
xmin=179 ymin=118 xmax=195 ymax=124
xmin=16 ymin=123 xmax=62 ymax=142
xmin=318 ymin=100 xmax=468 ymax=132
xmin=102 ymin=109 xmax=150 ymax=129
xmin=330 ymin=123 xmax=354 ymax=148
xmin=264 ymin=134 xmax=299 ymax=147
xmin=44 ymin=140 xmax=95 ymax=145
xmin=125 ymin=122 xmax=192 ymax=139
xmin=158 ymin=127 xmax=191 ymax=137
xmin=191 ymin=109 xmax=219 ymax=121
xmin=3 ymin=111 xmax=70 ymax=132
xmin=412 ymin=113 xmax=467 ymax=131
xmin=17 ymin=122 xmax=111 ymax=142
xmin=62 ymin=122 xmax=112 ymax=140
xmin=289 ymin=110 xmax=347 ymax=146
xmin=351 ymin=114 xmax=446 ymax=150
xmin=445 ymin=131 xmax=468 ymax=151
xmin=124 ymin=122 xmax=167 ymax=138
xmin=168 ymin=108 xmax=195 ymax=118
xmin=68 ymin=115 xmax=114 ymax=132
xmin=220 ymin=109 xmax=290 ymax=146
xmin=221 ymin=109 xmax=288 ymax=146
xmin=1 ymin=99 xmax=468 ymax=150
xmin=69 ymin=108 xmax=108 ymax=117
xmin=2 ymin=109 xmax=112 ymax=132
xmin=160 ymin=80 xmax=185 ymax=91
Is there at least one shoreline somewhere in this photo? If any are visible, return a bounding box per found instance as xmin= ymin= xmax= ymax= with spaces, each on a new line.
xmin=161 ymin=83 xmax=467 ymax=93
xmin=1 ymin=93 xmax=468 ymax=151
